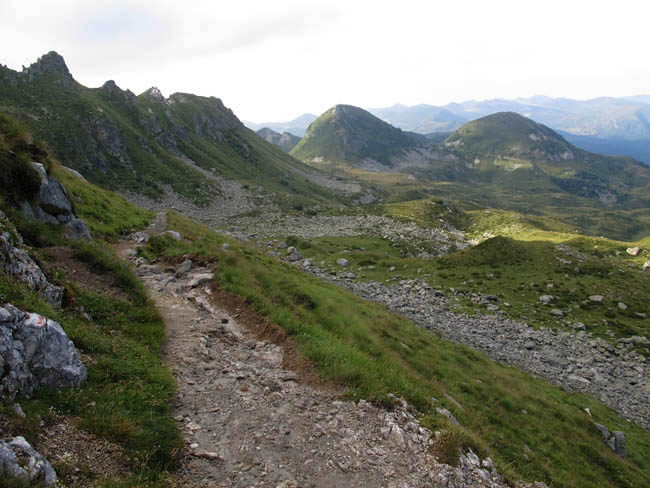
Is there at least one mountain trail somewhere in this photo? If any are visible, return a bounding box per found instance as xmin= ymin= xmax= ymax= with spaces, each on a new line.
xmin=116 ymin=224 xmax=511 ymax=488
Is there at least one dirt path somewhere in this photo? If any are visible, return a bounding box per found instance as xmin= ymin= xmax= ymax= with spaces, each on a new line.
xmin=117 ymin=223 xmax=511 ymax=488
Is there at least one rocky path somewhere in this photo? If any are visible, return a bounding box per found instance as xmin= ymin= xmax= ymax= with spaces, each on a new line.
xmin=117 ymin=227 xmax=513 ymax=487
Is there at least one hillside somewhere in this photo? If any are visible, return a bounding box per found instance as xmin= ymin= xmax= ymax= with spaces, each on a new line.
xmin=0 ymin=52 xmax=348 ymax=207
xmin=444 ymin=112 xmax=577 ymax=161
xmin=369 ymin=97 xmax=650 ymax=164
xmin=257 ymin=127 xmax=301 ymax=152
xmin=290 ymin=104 xmax=428 ymax=168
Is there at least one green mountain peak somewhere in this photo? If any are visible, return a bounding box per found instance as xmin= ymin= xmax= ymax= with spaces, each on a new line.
xmin=290 ymin=104 xmax=426 ymax=167
xmin=445 ymin=112 xmax=576 ymax=161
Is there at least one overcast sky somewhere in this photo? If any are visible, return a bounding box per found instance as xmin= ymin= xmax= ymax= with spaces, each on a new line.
xmin=1 ymin=0 xmax=648 ymax=122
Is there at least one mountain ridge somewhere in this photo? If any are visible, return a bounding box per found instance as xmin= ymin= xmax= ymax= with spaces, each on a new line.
xmin=0 ymin=52 xmax=350 ymax=207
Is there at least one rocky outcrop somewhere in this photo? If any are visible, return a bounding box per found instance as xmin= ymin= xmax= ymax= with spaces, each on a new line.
xmin=0 ymin=303 xmax=87 ymax=400
xmin=0 ymin=436 xmax=57 ymax=486
xmin=0 ymin=230 xmax=63 ymax=307
xmin=19 ymin=162 xmax=92 ymax=241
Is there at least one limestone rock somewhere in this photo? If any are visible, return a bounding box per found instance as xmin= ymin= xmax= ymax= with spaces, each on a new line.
xmin=539 ymin=295 xmax=554 ymax=304
xmin=0 ymin=304 xmax=87 ymax=400
xmin=0 ymin=231 xmax=63 ymax=307
xmin=63 ymin=217 xmax=92 ymax=241
xmin=165 ymin=230 xmax=181 ymax=241
xmin=39 ymin=176 xmax=73 ymax=216
xmin=0 ymin=436 xmax=57 ymax=486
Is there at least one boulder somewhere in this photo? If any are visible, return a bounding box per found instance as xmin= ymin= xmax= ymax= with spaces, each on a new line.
xmin=187 ymin=273 xmax=213 ymax=288
xmin=39 ymin=176 xmax=73 ymax=216
xmin=0 ymin=304 xmax=87 ymax=400
xmin=62 ymin=165 xmax=88 ymax=182
xmin=175 ymin=259 xmax=193 ymax=278
xmin=0 ymin=436 xmax=57 ymax=486
xmin=287 ymin=251 xmax=302 ymax=262
xmin=63 ymin=218 xmax=92 ymax=241
xmin=0 ymin=232 xmax=63 ymax=307
xmin=164 ymin=230 xmax=181 ymax=241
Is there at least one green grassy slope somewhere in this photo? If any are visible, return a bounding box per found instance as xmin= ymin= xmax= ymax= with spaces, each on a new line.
xmin=291 ymin=104 xmax=427 ymax=166
xmin=0 ymin=118 xmax=180 ymax=486
xmin=0 ymin=52 xmax=345 ymax=207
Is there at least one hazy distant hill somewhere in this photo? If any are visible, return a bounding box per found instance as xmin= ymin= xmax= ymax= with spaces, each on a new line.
xmin=368 ymin=96 xmax=650 ymax=164
xmin=256 ymin=127 xmax=301 ymax=152
xmin=245 ymin=113 xmax=317 ymax=137
xmin=0 ymin=52 xmax=337 ymax=204
xmin=290 ymin=105 xmax=428 ymax=168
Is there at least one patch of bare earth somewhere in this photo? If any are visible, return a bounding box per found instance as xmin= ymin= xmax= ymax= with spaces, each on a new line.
xmin=43 ymin=246 xmax=129 ymax=301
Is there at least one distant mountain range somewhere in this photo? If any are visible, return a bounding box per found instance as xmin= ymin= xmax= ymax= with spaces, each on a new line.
xmin=290 ymin=105 xmax=650 ymax=218
xmin=245 ymin=114 xmax=317 ymax=137
xmin=247 ymin=96 xmax=650 ymax=164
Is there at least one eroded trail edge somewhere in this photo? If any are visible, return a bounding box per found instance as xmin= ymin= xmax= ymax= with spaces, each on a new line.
xmin=117 ymin=234 xmax=513 ymax=487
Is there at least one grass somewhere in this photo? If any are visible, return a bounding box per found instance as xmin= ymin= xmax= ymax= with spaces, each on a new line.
xmin=0 ymin=221 xmax=181 ymax=486
xmin=51 ymin=164 xmax=153 ymax=241
xmin=140 ymin=211 xmax=650 ymax=488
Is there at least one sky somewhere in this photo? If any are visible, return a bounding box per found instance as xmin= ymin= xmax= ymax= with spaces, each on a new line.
xmin=1 ymin=0 xmax=649 ymax=122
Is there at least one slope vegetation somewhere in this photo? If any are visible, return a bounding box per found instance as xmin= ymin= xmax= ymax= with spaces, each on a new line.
xmin=0 ymin=52 xmax=344 ymax=206
xmin=291 ymin=104 xmax=427 ymax=167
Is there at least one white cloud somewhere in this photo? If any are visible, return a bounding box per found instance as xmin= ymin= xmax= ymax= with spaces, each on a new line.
xmin=1 ymin=0 xmax=649 ymax=121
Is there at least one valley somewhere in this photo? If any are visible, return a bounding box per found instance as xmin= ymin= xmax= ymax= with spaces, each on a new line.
xmin=1 ymin=52 xmax=650 ymax=488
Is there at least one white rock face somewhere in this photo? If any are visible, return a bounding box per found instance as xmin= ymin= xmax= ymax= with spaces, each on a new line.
xmin=0 ymin=436 xmax=57 ymax=486
xmin=0 ymin=304 xmax=87 ymax=400
xmin=0 ymin=231 xmax=64 ymax=307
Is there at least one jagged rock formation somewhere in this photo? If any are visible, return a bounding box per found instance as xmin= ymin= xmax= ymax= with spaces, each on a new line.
xmin=0 ymin=303 xmax=87 ymax=400
xmin=0 ymin=436 xmax=57 ymax=486
xmin=0 ymin=52 xmax=346 ymax=205
xmin=19 ymin=162 xmax=92 ymax=241
xmin=256 ymin=127 xmax=301 ymax=152
xmin=0 ymin=226 xmax=64 ymax=307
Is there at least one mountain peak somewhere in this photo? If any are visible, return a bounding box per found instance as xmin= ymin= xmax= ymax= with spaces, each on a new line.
xmin=291 ymin=104 xmax=426 ymax=166
xmin=27 ymin=51 xmax=73 ymax=80
xmin=142 ymin=86 xmax=165 ymax=101
xmin=445 ymin=112 xmax=576 ymax=161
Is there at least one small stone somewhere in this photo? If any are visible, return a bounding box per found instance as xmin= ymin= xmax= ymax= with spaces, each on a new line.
xmin=626 ymin=247 xmax=641 ymax=256
xmin=221 ymin=243 xmax=230 ymax=251
xmin=539 ymin=295 xmax=554 ymax=304
xmin=618 ymin=302 xmax=628 ymax=311
xmin=336 ymin=258 xmax=350 ymax=267
xmin=164 ymin=230 xmax=181 ymax=241
xmin=588 ymin=295 xmax=605 ymax=303
xmin=550 ymin=309 xmax=564 ymax=317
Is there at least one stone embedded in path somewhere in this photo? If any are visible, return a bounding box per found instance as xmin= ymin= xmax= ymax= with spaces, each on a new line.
xmin=187 ymin=273 xmax=214 ymax=288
